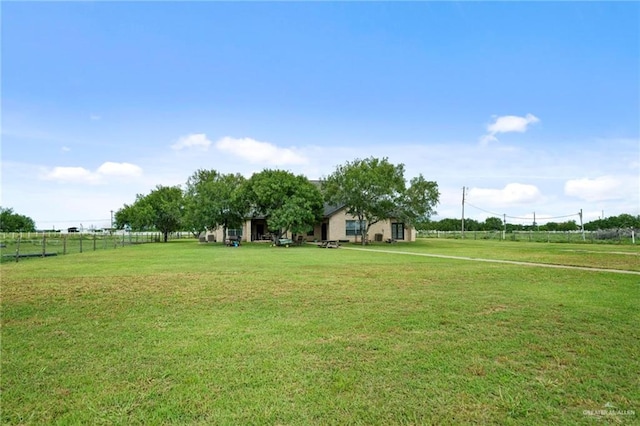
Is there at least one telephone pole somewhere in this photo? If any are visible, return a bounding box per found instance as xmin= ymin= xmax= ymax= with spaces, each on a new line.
xmin=503 ymin=213 xmax=507 ymax=240
xmin=533 ymin=211 xmax=537 ymax=230
xmin=461 ymin=186 xmax=466 ymax=239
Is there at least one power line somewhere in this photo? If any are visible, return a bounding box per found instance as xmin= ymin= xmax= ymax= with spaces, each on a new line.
xmin=540 ymin=213 xmax=581 ymax=220
xmin=464 ymin=202 xmax=579 ymax=222
xmin=464 ymin=202 xmax=502 ymax=218
xmin=505 ymin=213 xmax=536 ymax=221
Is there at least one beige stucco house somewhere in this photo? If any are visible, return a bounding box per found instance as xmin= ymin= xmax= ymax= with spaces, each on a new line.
xmin=207 ymin=205 xmax=416 ymax=243
xmin=310 ymin=205 xmax=416 ymax=243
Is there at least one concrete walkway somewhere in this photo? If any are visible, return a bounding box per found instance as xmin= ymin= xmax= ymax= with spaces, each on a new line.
xmin=342 ymin=247 xmax=640 ymax=276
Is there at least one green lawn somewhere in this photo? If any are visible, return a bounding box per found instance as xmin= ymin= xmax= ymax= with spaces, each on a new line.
xmin=2 ymin=240 xmax=638 ymax=425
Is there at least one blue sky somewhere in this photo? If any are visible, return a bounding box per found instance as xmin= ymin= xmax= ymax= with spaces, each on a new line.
xmin=2 ymin=1 xmax=638 ymax=230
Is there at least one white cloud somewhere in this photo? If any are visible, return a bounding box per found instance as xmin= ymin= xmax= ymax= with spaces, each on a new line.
xmin=564 ymin=176 xmax=627 ymax=202
xmin=488 ymin=113 xmax=540 ymax=134
xmin=42 ymin=166 xmax=99 ymax=184
xmin=215 ymin=136 xmax=308 ymax=165
xmin=42 ymin=162 xmax=143 ymax=184
xmin=479 ymin=133 xmax=499 ymax=145
xmin=96 ymin=162 xmax=143 ymax=177
xmin=468 ymin=183 xmax=543 ymax=207
xmin=90 ymin=114 xmax=101 ymax=121
xmin=171 ymin=133 xmax=212 ymax=151
xmin=480 ymin=113 xmax=540 ymax=145
xmin=61 ymin=146 xmax=71 ymax=152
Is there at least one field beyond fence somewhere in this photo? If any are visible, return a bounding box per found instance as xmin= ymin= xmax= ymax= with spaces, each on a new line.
xmin=0 ymin=232 xmax=193 ymax=263
xmin=420 ymin=229 xmax=637 ymax=244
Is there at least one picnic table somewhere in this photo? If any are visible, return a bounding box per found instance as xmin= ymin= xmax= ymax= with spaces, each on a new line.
xmin=319 ymin=240 xmax=340 ymax=248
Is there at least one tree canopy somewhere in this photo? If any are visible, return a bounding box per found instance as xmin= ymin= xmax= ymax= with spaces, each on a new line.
xmin=242 ymin=169 xmax=324 ymax=240
xmin=398 ymin=175 xmax=440 ymax=230
xmin=0 ymin=207 xmax=36 ymax=232
xmin=115 ymin=185 xmax=183 ymax=242
xmin=183 ymin=169 xmax=247 ymax=240
xmin=584 ymin=214 xmax=640 ymax=231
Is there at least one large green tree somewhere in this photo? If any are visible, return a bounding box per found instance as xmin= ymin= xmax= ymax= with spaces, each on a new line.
xmin=584 ymin=214 xmax=640 ymax=231
xmin=0 ymin=207 xmax=36 ymax=232
xmin=113 ymin=203 xmax=138 ymax=230
xmin=398 ymin=175 xmax=440 ymax=231
xmin=115 ymin=185 xmax=184 ymax=242
xmin=483 ymin=217 xmax=503 ymax=231
xmin=323 ymin=157 xmax=439 ymax=244
xmin=242 ymin=169 xmax=324 ymax=241
xmin=183 ymin=169 xmax=247 ymax=242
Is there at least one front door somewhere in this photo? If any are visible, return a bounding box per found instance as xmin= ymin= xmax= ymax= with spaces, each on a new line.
xmin=321 ymin=223 xmax=328 ymax=241
xmin=391 ymin=223 xmax=405 ymax=240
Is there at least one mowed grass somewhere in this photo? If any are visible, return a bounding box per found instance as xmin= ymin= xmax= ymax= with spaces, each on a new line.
xmin=2 ymin=240 xmax=638 ymax=425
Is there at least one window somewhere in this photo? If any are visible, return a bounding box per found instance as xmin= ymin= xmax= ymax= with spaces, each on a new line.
xmin=391 ymin=223 xmax=405 ymax=240
xmin=228 ymin=228 xmax=243 ymax=237
xmin=346 ymin=220 xmax=366 ymax=236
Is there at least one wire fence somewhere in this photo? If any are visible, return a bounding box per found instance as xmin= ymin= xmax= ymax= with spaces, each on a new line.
xmin=419 ymin=229 xmax=637 ymax=244
xmin=0 ymin=231 xmax=195 ymax=263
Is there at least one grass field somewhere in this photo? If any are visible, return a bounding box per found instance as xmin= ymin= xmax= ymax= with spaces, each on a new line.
xmin=2 ymin=239 xmax=638 ymax=425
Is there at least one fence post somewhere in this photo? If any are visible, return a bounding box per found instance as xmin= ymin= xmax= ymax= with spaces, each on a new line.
xmin=42 ymin=233 xmax=46 ymax=258
xmin=93 ymin=234 xmax=97 ymax=251
xmin=15 ymin=237 xmax=21 ymax=263
xmin=63 ymin=235 xmax=67 ymax=255
xmin=122 ymin=232 xmax=125 ymax=247
xmin=79 ymin=233 xmax=83 ymax=253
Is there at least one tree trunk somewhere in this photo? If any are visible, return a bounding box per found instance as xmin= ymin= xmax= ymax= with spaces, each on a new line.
xmin=360 ymin=217 xmax=368 ymax=246
xmin=164 ymin=231 xmax=168 ymax=242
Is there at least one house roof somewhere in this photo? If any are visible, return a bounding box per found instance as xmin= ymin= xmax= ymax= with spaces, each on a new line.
xmin=311 ymin=180 xmax=345 ymax=218
xmin=323 ymin=203 xmax=344 ymax=218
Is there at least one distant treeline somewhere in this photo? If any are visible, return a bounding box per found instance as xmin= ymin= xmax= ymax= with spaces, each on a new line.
xmin=428 ymin=214 xmax=640 ymax=232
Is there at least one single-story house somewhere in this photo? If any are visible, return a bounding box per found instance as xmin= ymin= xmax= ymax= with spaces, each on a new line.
xmin=207 ymin=205 xmax=416 ymax=243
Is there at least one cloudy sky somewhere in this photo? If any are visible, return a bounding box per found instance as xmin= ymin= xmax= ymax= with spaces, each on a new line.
xmin=2 ymin=2 xmax=638 ymax=230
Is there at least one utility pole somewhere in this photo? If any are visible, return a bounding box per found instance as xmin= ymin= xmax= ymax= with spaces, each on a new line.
xmin=461 ymin=186 xmax=466 ymax=239
xmin=533 ymin=211 xmax=536 ymax=230
xmin=110 ymin=210 xmax=114 ymax=230
xmin=503 ymin=213 xmax=507 ymax=240
xmin=579 ymin=209 xmax=585 ymax=241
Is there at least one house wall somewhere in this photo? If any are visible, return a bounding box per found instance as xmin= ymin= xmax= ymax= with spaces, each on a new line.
xmin=208 ymin=219 xmax=297 ymax=243
xmin=326 ymin=208 xmax=415 ymax=242
xmin=205 ymin=209 xmax=416 ymax=243
xmin=303 ymin=224 xmax=322 ymax=242
xmin=208 ymin=219 xmax=253 ymax=243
